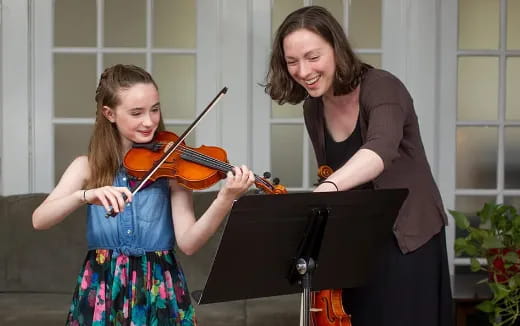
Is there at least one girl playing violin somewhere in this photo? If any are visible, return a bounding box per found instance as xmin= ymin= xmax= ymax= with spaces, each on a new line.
xmin=265 ymin=6 xmax=453 ymax=326
xmin=32 ymin=64 xmax=255 ymax=325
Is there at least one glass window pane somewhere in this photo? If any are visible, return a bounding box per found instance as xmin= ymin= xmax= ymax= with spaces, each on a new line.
xmin=457 ymin=57 xmax=498 ymax=121
xmin=456 ymin=127 xmax=497 ymax=189
xmin=54 ymin=0 xmax=96 ymax=47
xmin=272 ymin=102 xmax=303 ymax=118
xmin=54 ymin=124 xmax=93 ymax=185
xmin=54 ymin=54 xmax=97 ymax=118
xmin=455 ymin=196 xmax=496 ymax=216
xmin=103 ymin=54 xmax=146 ymax=70
xmin=358 ymin=53 xmax=381 ymax=68
xmin=272 ymin=0 xmax=303 ymax=37
xmin=506 ymin=57 xmax=520 ymax=121
xmin=314 ymin=0 xmax=343 ymax=28
xmin=104 ymin=0 xmax=146 ymax=47
xmin=348 ymin=0 xmax=381 ymax=49
xmin=153 ymin=0 xmax=196 ymax=48
xmin=271 ymin=124 xmax=303 ymax=187
xmin=152 ymin=55 xmax=195 ymax=120
xmin=505 ymin=127 xmax=520 ymax=189
xmin=165 ymin=124 xmax=195 ymax=148
xmin=507 ymin=0 xmax=520 ymax=50
xmin=458 ymin=0 xmax=499 ymax=50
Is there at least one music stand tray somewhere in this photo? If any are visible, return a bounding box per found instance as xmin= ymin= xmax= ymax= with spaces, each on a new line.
xmin=197 ymin=189 xmax=408 ymax=305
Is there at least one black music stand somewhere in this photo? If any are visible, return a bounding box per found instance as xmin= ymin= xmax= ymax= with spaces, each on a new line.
xmin=196 ymin=189 xmax=408 ymax=326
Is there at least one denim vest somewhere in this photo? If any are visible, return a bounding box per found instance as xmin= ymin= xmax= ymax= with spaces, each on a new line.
xmin=86 ymin=169 xmax=175 ymax=256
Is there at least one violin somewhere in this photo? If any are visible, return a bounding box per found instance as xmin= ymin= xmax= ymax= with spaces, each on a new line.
xmin=311 ymin=289 xmax=351 ymax=326
xmin=310 ymin=165 xmax=351 ymax=326
xmin=123 ymin=130 xmax=287 ymax=195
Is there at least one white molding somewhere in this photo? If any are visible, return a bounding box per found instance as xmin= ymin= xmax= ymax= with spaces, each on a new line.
xmin=1 ymin=0 xmax=30 ymax=195
xmin=33 ymin=0 xmax=53 ymax=193
xmin=438 ymin=0 xmax=458 ymax=275
xmin=251 ymin=0 xmax=271 ymax=174
xmin=496 ymin=0 xmax=507 ymax=203
xmin=96 ymin=0 xmax=103 ymax=74
xmin=383 ymin=0 xmax=440 ymax=174
xmin=146 ymin=0 xmax=152 ymax=71
xmin=53 ymin=47 xmax=197 ymax=54
xmin=405 ymin=0 xmax=440 ymax=174
xmin=382 ymin=0 xmax=408 ymax=80
xmin=455 ymin=189 xmax=520 ymax=196
xmin=219 ymin=0 xmax=250 ymax=166
xmin=0 ymin=0 xmax=3 ymax=194
xmin=196 ymin=0 xmax=220 ymax=149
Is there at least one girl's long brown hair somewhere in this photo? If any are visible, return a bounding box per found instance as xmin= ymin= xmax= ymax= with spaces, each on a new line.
xmin=86 ymin=64 xmax=165 ymax=188
xmin=265 ymin=6 xmax=368 ymax=105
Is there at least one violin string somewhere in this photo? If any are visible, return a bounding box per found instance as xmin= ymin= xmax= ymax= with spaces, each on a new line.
xmin=155 ymin=142 xmax=233 ymax=171
xmin=178 ymin=146 xmax=273 ymax=190
xmin=163 ymin=144 xmax=273 ymax=190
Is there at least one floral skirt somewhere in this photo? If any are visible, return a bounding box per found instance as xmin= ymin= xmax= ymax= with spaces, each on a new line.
xmin=66 ymin=249 xmax=196 ymax=326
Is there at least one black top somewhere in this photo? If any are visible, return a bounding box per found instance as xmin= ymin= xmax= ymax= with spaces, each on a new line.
xmin=324 ymin=117 xmax=372 ymax=190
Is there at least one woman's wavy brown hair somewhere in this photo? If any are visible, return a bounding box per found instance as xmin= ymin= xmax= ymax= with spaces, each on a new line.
xmin=265 ymin=6 xmax=368 ymax=105
xmin=86 ymin=64 xmax=165 ymax=188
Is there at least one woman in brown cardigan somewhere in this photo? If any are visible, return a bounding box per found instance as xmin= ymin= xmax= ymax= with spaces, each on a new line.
xmin=265 ymin=6 xmax=453 ymax=326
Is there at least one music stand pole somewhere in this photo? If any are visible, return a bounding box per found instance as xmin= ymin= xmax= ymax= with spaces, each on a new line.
xmin=296 ymin=257 xmax=315 ymax=326
xmin=289 ymin=207 xmax=329 ymax=326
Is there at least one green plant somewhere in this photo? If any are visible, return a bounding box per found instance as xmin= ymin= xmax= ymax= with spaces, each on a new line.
xmin=450 ymin=203 xmax=520 ymax=326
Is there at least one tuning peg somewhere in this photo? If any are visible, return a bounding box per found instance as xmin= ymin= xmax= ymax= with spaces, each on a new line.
xmin=263 ymin=171 xmax=272 ymax=179
xmin=273 ymin=177 xmax=280 ymax=185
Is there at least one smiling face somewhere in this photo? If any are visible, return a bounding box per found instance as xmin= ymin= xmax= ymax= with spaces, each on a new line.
xmin=283 ymin=28 xmax=336 ymax=98
xmin=102 ymin=82 xmax=161 ymax=152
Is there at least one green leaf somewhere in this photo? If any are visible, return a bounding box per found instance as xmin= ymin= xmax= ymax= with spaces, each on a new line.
xmin=450 ymin=210 xmax=470 ymax=230
xmin=477 ymin=300 xmax=495 ymax=313
xmin=512 ymin=213 xmax=520 ymax=228
xmin=503 ymin=251 xmax=520 ymax=264
xmin=465 ymin=245 xmax=481 ymax=257
xmin=469 ymin=228 xmax=490 ymax=244
xmin=489 ymin=282 xmax=510 ymax=301
xmin=470 ymin=257 xmax=482 ymax=272
xmin=479 ymin=203 xmax=497 ymax=223
xmin=482 ymin=236 xmax=505 ymax=249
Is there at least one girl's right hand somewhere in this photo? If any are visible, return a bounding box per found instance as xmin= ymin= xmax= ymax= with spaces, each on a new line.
xmin=84 ymin=186 xmax=133 ymax=214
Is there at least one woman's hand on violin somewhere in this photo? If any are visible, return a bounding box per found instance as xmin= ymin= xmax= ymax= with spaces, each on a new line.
xmin=84 ymin=186 xmax=133 ymax=214
xmin=218 ymin=165 xmax=255 ymax=201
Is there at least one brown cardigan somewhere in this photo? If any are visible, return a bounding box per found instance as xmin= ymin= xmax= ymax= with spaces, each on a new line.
xmin=303 ymin=68 xmax=447 ymax=253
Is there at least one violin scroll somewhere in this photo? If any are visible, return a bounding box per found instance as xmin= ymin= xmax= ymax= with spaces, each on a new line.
xmin=254 ymin=171 xmax=287 ymax=195
xmin=318 ymin=165 xmax=334 ymax=181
